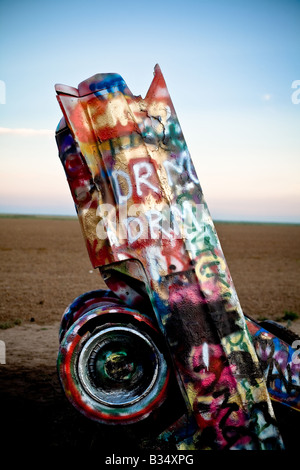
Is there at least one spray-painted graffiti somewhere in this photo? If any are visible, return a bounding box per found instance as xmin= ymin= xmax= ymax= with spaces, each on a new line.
xmin=247 ymin=320 xmax=300 ymax=412
xmin=155 ymin=270 xmax=283 ymax=450
xmin=55 ymin=65 xmax=289 ymax=450
xmin=95 ymin=201 xmax=205 ymax=245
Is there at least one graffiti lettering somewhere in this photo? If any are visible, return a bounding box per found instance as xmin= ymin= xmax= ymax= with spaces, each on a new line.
xmin=163 ymin=151 xmax=199 ymax=187
xmin=111 ymin=169 xmax=132 ymax=203
xmin=265 ymin=358 xmax=300 ymax=395
xmin=292 ymin=340 xmax=300 ymax=365
xmin=251 ymin=331 xmax=300 ymax=408
xmin=145 ymin=209 xmax=172 ymax=240
xmin=212 ymin=387 xmax=248 ymax=450
xmin=123 ymin=217 xmax=144 ymax=244
xmin=133 ymin=161 xmax=160 ymax=196
xmin=195 ymin=244 xmax=231 ymax=304
xmin=111 ymin=156 xmax=199 ymax=204
xmin=95 ymin=202 xmax=205 ymax=243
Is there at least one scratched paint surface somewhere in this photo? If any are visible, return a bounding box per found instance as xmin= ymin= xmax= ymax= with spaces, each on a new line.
xmin=55 ymin=65 xmax=284 ymax=449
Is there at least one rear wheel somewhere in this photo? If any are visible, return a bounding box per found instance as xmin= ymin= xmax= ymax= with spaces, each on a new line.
xmin=57 ymin=304 xmax=170 ymax=424
xmin=59 ymin=289 xmax=122 ymax=342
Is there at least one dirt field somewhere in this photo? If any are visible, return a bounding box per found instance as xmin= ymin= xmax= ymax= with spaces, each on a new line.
xmin=0 ymin=216 xmax=299 ymax=454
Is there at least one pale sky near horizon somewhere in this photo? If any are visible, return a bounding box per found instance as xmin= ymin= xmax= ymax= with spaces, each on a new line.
xmin=0 ymin=0 xmax=299 ymax=223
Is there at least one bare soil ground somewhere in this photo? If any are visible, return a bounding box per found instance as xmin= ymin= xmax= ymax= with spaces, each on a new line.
xmin=0 ymin=216 xmax=299 ymax=454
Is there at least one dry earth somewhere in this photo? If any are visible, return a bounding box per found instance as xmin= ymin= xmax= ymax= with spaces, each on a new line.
xmin=0 ymin=216 xmax=299 ymax=454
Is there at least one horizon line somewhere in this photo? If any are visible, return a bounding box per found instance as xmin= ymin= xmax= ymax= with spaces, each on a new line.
xmin=0 ymin=212 xmax=299 ymax=226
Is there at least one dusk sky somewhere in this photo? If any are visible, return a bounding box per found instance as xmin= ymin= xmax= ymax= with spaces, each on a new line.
xmin=0 ymin=0 xmax=299 ymax=222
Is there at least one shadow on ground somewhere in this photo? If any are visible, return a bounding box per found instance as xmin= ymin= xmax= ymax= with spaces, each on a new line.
xmin=0 ymin=365 xmax=299 ymax=454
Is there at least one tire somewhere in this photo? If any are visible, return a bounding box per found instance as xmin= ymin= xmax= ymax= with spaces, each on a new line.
xmin=59 ymin=289 xmax=121 ymax=342
xmin=57 ymin=303 xmax=170 ymax=424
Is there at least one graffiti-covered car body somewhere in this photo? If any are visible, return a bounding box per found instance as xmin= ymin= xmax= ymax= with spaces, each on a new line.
xmin=55 ymin=65 xmax=299 ymax=450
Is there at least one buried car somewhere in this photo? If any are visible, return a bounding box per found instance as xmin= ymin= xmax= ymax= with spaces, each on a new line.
xmin=54 ymin=65 xmax=299 ymax=451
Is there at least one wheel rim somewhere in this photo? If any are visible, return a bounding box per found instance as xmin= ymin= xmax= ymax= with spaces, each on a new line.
xmin=78 ymin=325 xmax=161 ymax=407
xmin=58 ymin=306 xmax=170 ymax=423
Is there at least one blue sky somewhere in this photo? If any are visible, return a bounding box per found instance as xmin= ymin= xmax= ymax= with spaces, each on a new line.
xmin=0 ymin=0 xmax=299 ymax=222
